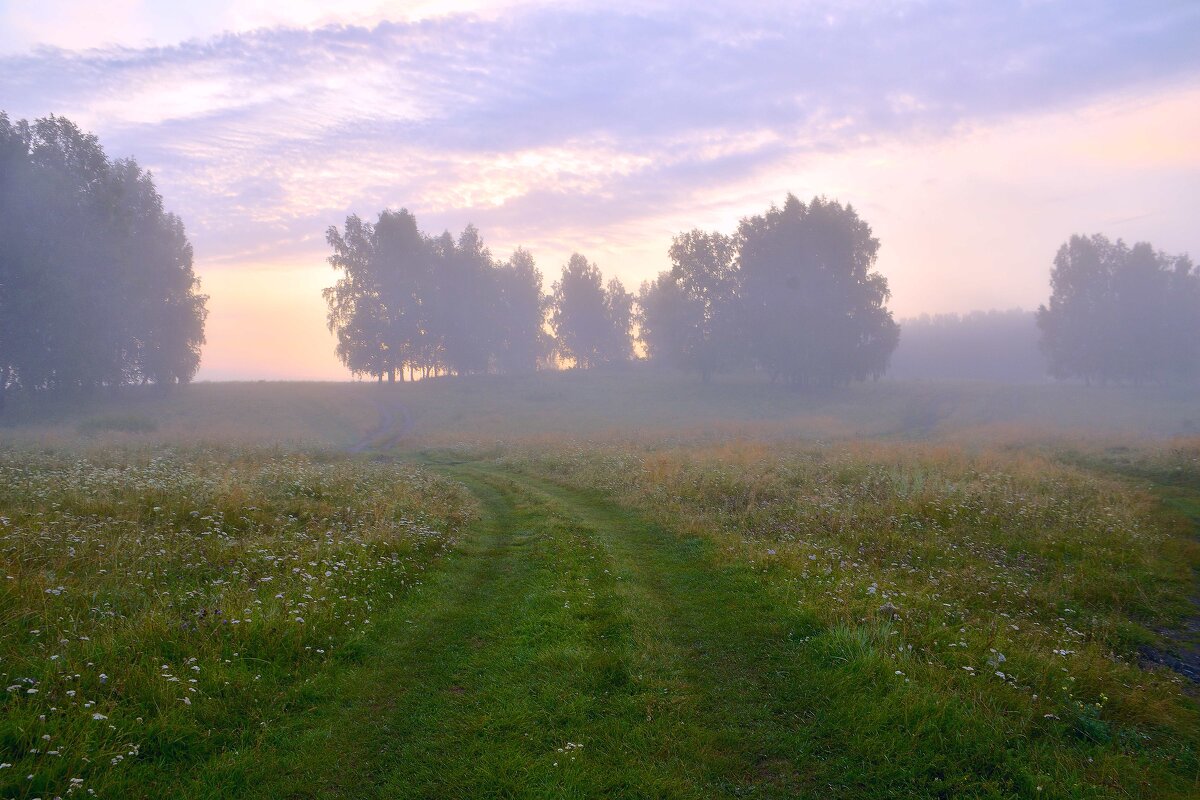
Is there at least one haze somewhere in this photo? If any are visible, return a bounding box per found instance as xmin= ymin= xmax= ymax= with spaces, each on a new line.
xmin=2 ymin=0 xmax=1199 ymax=380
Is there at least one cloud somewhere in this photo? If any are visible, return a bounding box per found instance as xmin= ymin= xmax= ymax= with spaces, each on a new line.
xmin=0 ymin=0 xmax=1197 ymax=275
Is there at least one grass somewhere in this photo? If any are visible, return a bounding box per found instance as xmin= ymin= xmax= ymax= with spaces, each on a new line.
xmin=486 ymin=440 xmax=1200 ymax=794
xmin=1 ymin=374 xmax=1198 ymax=797
xmin=0 ymin=446 xmax=473 ymax=797
xmin=4 ymin=369 xmax=1200 ymax=449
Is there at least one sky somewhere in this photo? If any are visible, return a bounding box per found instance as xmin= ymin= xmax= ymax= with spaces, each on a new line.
xmin=2 ymin=0 xmax=1199 ymax=380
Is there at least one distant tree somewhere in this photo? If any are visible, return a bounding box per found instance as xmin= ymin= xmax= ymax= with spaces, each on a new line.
xmin=0 ymin=112 xmax=206 ymax=406
xmin=325 ymin=214 xmax=387 ymax=380
xmin=1037 ymin=234 xmax=1199 ymax=384
xmin=1164 ymin=254 xmax=1200 ymax=384
xmin=738 ymin=195 xmax=898 ymax=385
xmin=603 ymin=277 xmax=635 ymax=364
xmin=637 ymin=273 xmax=691 ymax=368
xmin=550 ymin=254 xmax=632 ymax=369
xmin=373 ymin=209 xmax=430 ymax=381
xmin=640 ymin=230 xmax=740 ymax=380
xmin=438 ymin=224 xmax=495 ymax=376
xmin=889 ymin=310 xmax=1043 ymax=383
xmin=494 ymin=248 xmax=549 ymax=373
xmin=324 ymin=211 xmax=547 ymax=380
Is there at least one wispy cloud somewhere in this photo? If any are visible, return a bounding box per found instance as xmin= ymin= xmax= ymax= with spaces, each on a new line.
xmin=2 ymin=1 xmax=1197 ymax=269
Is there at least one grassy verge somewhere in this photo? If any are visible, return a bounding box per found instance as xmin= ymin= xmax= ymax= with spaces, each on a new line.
xmin=490 ymin=439 xmax=1200 ymax=797
xmin=0 ymin=446 xmax=473 ymax=798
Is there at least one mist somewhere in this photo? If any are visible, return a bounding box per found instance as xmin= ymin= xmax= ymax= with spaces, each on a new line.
xmin=2 ymin=4 xmax=1200 ymax=799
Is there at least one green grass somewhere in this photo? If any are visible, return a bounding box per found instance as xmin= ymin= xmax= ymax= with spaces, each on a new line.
xmin=482 ymin=442 xmax=1200 ymax=797
xmin=0 ymin=447 xmax=473 ymax=798
xmin=1 ymin=376 xmax=1199 ymax=797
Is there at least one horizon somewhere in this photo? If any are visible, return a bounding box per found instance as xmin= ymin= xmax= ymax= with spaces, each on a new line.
xmin=2 ymin=1 xmax=1198 ymax=380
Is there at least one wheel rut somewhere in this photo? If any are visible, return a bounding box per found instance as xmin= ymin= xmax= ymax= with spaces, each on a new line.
xmin=235 ymin=459 xmax=826 ymax=799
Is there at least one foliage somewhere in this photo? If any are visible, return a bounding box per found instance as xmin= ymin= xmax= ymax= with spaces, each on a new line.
xmin=324 ymin=210 xmax=550 ymax=381
xmin=0 ymin=113 xmax=207 ymax=404
xmin=639 ymin=230 xmax=740 ymax=380
xmin=550 ymin=254 xmax=634 ymax=369
xmin=1037 ymin=234 xmax=1200 ymax=385
xmin=739 ymin=195 xmax=899 ymax=385
xmin=639 ymin=195 xmax=899 ymax=385
xmin=494 ymin=248 xmax=552 ymax=373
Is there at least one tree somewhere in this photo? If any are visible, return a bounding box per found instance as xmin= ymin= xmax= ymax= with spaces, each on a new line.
xmin=1037 ymin=234 xmax=1199 ymax=384
xmin=494 ymin=248 xmax=549 ymax=373
xmin=373 ymin=209 xmax=430 ymax=381
xmin=738 ymin=194 xmax=898 ymax=385
xmin=603 ymin=277 xmax=635 ymax=364
xmin=888 ymin=309 xmax=1043 ymax=383
xmin=324 ymin=214 xmax=387 ymax=380
xmin=324 ymin=211 xmax=548 ymax=380
xmin=550 ymin=254 xmax=632 ymax=369
xmin=637 ymin=273 xmax=691 ymax=368
xmin=0 ymin=112 xmax=206 ymax=406
xmin=640 ymin=229 xmax=740 ymax=380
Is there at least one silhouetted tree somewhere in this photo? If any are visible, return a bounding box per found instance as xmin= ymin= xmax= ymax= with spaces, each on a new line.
xmin=1037 ymin=234 xmax=1199 ymax=384
xmin=494 ymin=248 xmax=550 ymax=373
xmin=550 ymin=254 xmax=632 ymax=369
xmin=738 ymin=195 xmax=898 ymax=385
xmin=438 ymin=225 xmax=495 ymax=376
xmin=640 ymin=230 xmax=740 ymax=380
xmin=637 ymin=273 xmax=691 ymax=368
xmin=0 ymin=112 xmax=206 ymax=406
xmin=324 ymin=210 xmax=548 ymax=380
xmin=374 ymin=210 xmax=430 ymax=381
xmin=325 ymin=214 xmax=387 ymax=380
xmin=603 ymin=277 xmax=635 ymax=364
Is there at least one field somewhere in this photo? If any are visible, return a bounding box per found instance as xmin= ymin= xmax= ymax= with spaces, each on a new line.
xmin=1 ymin=372 xmax=1199 ymax=798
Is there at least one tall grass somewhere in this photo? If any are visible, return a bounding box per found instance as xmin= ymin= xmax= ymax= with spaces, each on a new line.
xmin=495 ymin=438 xmax=1200 ymax=795
xmin=0 ymin=446 xmax=475 ymax=798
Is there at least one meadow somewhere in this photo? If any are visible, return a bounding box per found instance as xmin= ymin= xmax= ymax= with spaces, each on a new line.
xmin=1 ymin=372 xmax=1198 ymax=798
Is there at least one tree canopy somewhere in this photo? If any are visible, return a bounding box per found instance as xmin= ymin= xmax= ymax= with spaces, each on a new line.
xmin=324 ymin=210 xmax=551 ymax=380
xmin=0 ymin=113 xmax=206 ymax=406
xmin=550 ymin=254 xmax=634 ymax=369
xmin=639 ymin=195 xmax=899 ymax=385
xmin=1037 ymin=234 xmax=1199 ymax=384
xmin=638 ymin=231 xmax=740 ymax=380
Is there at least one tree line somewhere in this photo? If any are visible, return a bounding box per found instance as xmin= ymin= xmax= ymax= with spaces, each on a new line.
xmin=889 ymin=310 xmax=1043 ymax=384
xmin=1038 ymin=234 xmax=1200 ymax=385
xmin=3 ymin=112 xmax=1196 ymax=399
xmin=325 ymin=195 xmax=902 ymax=385
xmin=322 ymin=209 xmax=645 ymax=380
xmin=0 ymin=113 xmax=207 ymax=408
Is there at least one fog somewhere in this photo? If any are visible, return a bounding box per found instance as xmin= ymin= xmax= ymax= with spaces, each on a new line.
xmin=4 ymin=8 xmax=1200 ymax=796
xmin=889 ymin=310 xmax=1044 ymax=384
xmin=1 ymin=2 xmax=1199 ymax=413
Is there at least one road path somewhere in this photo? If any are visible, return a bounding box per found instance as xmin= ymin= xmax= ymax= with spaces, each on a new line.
xmin=232 ymin=458 xmax=834 ymax=799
